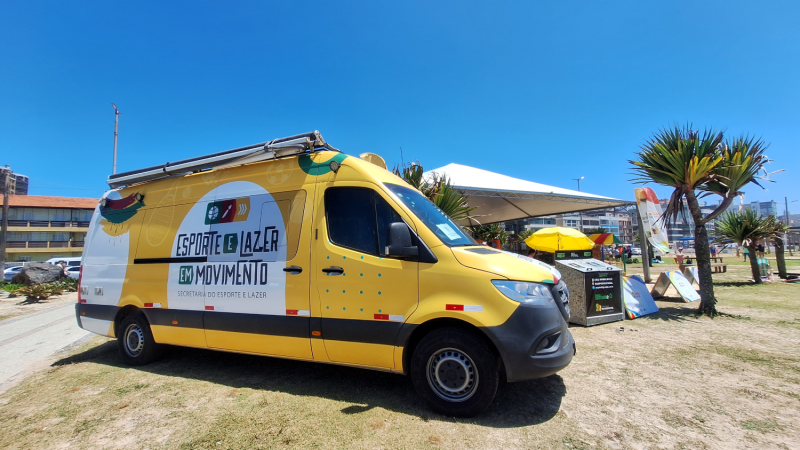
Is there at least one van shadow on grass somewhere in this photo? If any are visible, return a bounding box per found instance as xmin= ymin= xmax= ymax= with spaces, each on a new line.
xmin=53 ymin=341 xmax=565 ymax=428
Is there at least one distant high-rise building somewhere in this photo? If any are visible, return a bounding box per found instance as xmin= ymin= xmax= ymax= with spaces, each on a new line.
xmin=0 ymin=167 xmax=29 ymax=195
xmin=746 ymin=200 xmax=777 ymax=217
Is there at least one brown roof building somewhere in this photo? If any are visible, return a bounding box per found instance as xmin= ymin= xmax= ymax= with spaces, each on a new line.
xmin=2 ymin=195 xmax=99 ymax=263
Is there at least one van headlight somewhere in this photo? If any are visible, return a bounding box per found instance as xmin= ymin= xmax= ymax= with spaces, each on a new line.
xmin=492 ymin=280 xmax=555 ymax=305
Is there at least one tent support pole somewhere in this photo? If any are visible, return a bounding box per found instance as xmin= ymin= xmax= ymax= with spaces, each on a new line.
xmin=638 ymin=223 xmax=652 ymax=283
xmin=500 ymin=198 xmax=533 ymax=217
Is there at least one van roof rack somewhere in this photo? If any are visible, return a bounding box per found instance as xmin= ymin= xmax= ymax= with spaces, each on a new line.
xmin=106 ymin=131 xmax=338 ymax=189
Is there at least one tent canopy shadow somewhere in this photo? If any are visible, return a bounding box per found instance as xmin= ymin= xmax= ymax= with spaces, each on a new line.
xmin=52 ymin=341 xmax=565 ymax=428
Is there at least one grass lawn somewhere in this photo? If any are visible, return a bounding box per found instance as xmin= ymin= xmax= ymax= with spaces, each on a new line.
xmin=0 ymin=265 xmax=798 ymax=449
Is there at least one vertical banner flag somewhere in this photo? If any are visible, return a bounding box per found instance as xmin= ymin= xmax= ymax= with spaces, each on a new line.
xmin=634 ymin=187 xmax=670 ymax=253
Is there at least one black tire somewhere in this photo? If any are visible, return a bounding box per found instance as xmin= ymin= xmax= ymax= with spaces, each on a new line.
xmin=410 ymin=328 xmax=500 ymax=417
xmin=117 ymin=312 xmax=162 ymax=366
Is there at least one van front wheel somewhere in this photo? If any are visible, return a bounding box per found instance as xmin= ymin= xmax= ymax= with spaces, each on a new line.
xmin=410 ymin=328 xmax=499 ymax=417
xmin=117 ymin=312 xmax=162 ymax=366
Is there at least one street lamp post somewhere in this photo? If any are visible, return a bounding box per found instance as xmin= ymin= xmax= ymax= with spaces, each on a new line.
xmin=112 ymin=103 xmax=120 ymax=175
xmin=572 ymin=177 xmax=584 ymax=231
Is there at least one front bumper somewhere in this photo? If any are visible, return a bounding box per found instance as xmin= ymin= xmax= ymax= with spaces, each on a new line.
xmin=481 ymin=300 xmax=575 ymax=382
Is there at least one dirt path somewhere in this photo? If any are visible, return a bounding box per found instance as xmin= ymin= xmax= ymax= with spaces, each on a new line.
xmin=0 ymin=295 xmax=92 ymax=394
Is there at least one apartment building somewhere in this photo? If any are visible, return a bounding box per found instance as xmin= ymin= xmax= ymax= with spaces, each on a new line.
xmin=502 ymin=209 xmax=635 ymax=244
xmin=0 ymin=167 xmax=29 ymax=195
xmin=746 ymin=200 xmax=777 ymax=217
xmin=1 ymin=195 xmax=97 ymax=262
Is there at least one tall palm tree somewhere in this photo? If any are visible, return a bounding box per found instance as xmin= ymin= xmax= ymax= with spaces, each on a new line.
xmin=770 ymin=221 xmax=789 ymax=279
xmin=714 ymin=210 xmax=780 ymax=283
xmin=393 ymin=163 xmax=476 ymax=223
xmin=630 ymin=125 xmax=772 ymax=315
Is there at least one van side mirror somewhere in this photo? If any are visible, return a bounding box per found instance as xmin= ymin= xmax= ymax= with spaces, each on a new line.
xmin=386 ymin=222 xmax=418 ymax=258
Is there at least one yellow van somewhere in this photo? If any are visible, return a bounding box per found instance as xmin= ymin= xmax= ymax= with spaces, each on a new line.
xmin=76 ymin=131 xmax=574 ymax=416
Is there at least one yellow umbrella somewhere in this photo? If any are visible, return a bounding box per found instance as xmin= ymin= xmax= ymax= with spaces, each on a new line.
xmin=525 ymin=227 xmax=595 ymax=252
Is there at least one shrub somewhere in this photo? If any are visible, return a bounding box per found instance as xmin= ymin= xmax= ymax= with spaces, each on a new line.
xmin=17 ymin=284 xmax=56 ymax=301
xmin=2 ymin=284 xmax=24 ymax=297
xmin=50 ymin=279 xmax=78 ymax=293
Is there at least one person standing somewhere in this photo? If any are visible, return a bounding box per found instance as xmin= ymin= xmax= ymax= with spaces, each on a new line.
xmin=710 ymin=245 xmax=717 ymax=259
xmin=757 ymin=242 xmax=765 ymax=258
xmin=743 ymin=246 xmax=750 ymax=262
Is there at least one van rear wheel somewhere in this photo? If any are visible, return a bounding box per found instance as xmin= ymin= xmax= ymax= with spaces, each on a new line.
xmin=410 ymin=328 xmax=499 ymax=417
xmin=117 ymin=312 xmax=162 ymax=366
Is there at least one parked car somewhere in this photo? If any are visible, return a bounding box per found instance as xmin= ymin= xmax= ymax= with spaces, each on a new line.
xmin=3 ymin=266 xmax=23 ymax=282
xmin=66 ymin=266 xmax=81 ymax=280
xmin=631 ymin=247 xmax=642 ymax=255
xmin=46 ymin=257 xmax=82 ymax=268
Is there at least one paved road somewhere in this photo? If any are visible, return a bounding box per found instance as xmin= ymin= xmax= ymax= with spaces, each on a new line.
xmin=0 ymin=303 xmax=93 ymax=394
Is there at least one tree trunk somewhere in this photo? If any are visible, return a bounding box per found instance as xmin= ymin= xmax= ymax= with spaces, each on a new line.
xmin=685 ymin=190 xmax=716 ymax=316
xmin=747 ymin=243 xmax=762 ymax=284
xmin=774 ymin=237 xmax=787 ymax=279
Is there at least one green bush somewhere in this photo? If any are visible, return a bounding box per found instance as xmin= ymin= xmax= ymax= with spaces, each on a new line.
xmin=50 ymin=279 xmax=78 ymax=293
xmin=2 ymin=284 xmax=24 ymax=297
xmin=17 ymin=284 xmax=54 ymax=301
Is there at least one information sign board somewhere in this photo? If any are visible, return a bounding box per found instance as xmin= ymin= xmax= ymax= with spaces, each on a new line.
xmin=622 ymin=276 xmax=659 ymax=318
xmin=587 ymin=272 xmax=622 ymax=317
xmin=651 ymin=271 xmax=700 ymax=302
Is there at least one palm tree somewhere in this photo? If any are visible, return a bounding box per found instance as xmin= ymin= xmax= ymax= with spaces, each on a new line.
xmin=517 ymin=229 xmax=535 ymax=242
xmin=630 ymin=125 xmax=772 ymax=315
xmin=770 ymin=221 xmax=789 ymax=279
xmin=714 ymin=210 xmax=780 ymax=283
xmin=393 ymin=163 xmax=476 ymax=223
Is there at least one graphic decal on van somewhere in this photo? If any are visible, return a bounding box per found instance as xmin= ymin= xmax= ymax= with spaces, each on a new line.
xmin=204 ymin=197 xmax=250 ymax=224
xmin=99 ymin=192 xmax=146 ymax=225
xmin=298 ymin=153 xmax=348 ymax=175
xmin=167 ymin=181 xmax=289 ymax=316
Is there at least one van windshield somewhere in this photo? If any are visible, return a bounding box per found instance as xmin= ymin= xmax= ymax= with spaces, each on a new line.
xmin=384 ymin=183 xmax=477 ymax=247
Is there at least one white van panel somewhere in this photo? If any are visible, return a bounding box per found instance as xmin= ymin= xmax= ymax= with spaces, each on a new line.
xmin=80 ymin=316 xmax=113 ymax=336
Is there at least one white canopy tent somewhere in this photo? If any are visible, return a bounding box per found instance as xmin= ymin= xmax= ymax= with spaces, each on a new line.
xmin=425 ymin=163 xmax=632 ymax=226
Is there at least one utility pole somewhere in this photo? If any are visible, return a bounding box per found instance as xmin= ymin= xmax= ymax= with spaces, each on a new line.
xmin=112 ymin=103 xmax=120 ymax=174
xmin=0 ymin=165 xmax=10 ymax=271
xmin=573 ymin=177 xmax=584 ymax=232
xmin=787 ymin=197 xmax=794 ymax=256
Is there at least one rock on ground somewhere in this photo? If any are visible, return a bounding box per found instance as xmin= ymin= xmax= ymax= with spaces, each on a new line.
xmin=11 ymin=263 xmax=64 ymax=285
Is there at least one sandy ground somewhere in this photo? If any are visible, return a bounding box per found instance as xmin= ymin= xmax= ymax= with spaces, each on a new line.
xmin=0 ymin=265 xmax=797 ymax=449
xmin=0 ymin=290 xmax=78 ymax=323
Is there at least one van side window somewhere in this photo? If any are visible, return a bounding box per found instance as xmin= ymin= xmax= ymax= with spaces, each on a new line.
xmin=375 ymin=194 xmax=403 ymax=255
xmin=325 ymin=188 xmax=405 ymax=256
xmin=326 ymin=188 xmax=378 ymax=254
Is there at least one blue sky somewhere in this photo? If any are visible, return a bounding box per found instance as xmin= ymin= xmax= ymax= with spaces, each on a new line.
xmin=1 ymin=1 xmax=798 ymax=214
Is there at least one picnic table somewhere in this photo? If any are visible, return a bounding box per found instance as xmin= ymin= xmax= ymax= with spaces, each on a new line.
xmin=679 ymin=262 xmax=728 ymax=273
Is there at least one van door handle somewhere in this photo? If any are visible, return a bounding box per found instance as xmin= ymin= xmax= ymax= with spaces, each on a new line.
xmin=283 ymin=266 xmax=303 ymax=275
xmin=322 ymin=266 xmax=344 ymax=275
